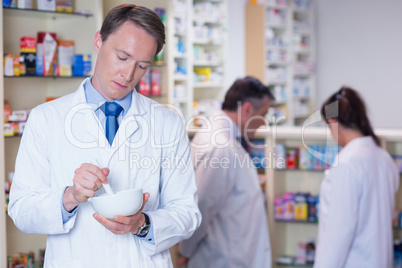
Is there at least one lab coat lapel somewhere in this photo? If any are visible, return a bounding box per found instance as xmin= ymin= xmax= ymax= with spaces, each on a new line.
xmin=109 ymin=90 xmax=146 ymax=154
xmin=68 ymin=81 xmax=147 ymax=157
xmin=68 ymin=78 xmax=109 ymax=149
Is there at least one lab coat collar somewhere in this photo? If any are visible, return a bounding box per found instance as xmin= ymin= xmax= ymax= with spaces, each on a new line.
xmin=208 ymin=111 xmax=243 ymax=149
xmin=340 ymin=136 xmax=376 ymax=155
xmin=71 ymin=78 xmax=147 ymax=117
xmin=212 ymin=111 xmax=242 ymax=139
xmin=69 ymin=78 xmax=146 ymax=151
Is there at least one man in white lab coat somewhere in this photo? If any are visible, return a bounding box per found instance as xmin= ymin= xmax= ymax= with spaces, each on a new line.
xmin=8 ymin=4 xmax=201 ymax=267
xmin=179 ymin=77 xmax=274 ymax=267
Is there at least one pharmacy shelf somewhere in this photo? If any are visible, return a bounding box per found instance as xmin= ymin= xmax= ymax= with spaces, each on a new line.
xmin=193 ymin=82 xmax=224 ymax=88
xmin=3 ymin=6 xmax=93 ymax=17
xmin=275 ymin=220 xmax=318 ymax=224
xmin=192 ymin=0 xmax=227 ymax=119
xmin=4 ymin=135 xmax=22 ymax=138
xmin=193 ymin=60 xmax=222 ymax=67
xmin=276 ymin=256 xmax=313 ymax=268
xmin=1 ymin=0 xmax=104 ymax=263
xmin=4 ymin=76 xmax=89 ymax=79
xmin=246 ymin=1 xmax=316 ymax=126
xmin=193 ymin=39 xmax=223 ymax=45
xmin=249 ymin=126 xmax=402 ymax=267
xmin=275 ymin=168 xmax=325 ymax=173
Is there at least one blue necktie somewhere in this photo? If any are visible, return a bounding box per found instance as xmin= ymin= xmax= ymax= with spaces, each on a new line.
xmin=100 ymin=102 xmax=123 ymax=145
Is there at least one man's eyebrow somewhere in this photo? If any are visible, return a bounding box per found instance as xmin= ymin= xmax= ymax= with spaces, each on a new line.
xmin=116 ymin=49 xmax=152 ymax=64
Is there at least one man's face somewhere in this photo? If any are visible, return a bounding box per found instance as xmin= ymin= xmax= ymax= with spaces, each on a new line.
xmin=92 ymin=21 xmax=158 ymax=101
xmin=243 ymin=97 xmax=271 ymax=139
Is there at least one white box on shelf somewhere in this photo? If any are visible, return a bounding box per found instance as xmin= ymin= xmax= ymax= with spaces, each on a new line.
xmin=17 ymin=0 xmax=32 ymax=9
xmin=37 ymin=0 xmax=56 ymax=11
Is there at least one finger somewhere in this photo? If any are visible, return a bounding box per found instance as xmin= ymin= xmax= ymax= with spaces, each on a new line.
xmin=139 ymin=192 xmax=150 ymax=212
xmin=74 ymin=170 xmax=102 ymax=191
xmin=94 ymin=213 xmax=128 ymax=235
xmin=87 ymin=163 xmax=109 ymax=184
xmin=113 ymin=214 xmax=136 ymax=226
xmin=101 ymin=168 xmax=110 ymax=177
xmin=73 ymin=181 xmax=96 ymax=200
xmin=79 ymin=163 xmax=108 ymax=186
xmin=114 ymin=193 xmax=150 ymax=224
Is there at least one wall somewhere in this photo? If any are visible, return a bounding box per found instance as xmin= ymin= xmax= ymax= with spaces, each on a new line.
xmin=223 ymin=0 xmax=248 ymax=91
xmin=316 ymin=0 xmax=402 ymax=128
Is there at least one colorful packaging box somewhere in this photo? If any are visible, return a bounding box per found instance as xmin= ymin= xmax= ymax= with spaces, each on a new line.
xmin=4 ymin=123 xmax=14 ymax=136
xmin=37 ymin=0 xmax=55 ymax=11
xmin=311 ymin=144 xmax=323 ymax=171
xmin=20 ymin=36 xmax=36 ymax=76
xmin=139 ymin=69 xmax=151 ymax=96
xmin=283 ymin=192 xmax=295 ymax=221
xmin=307 ymin=195 xmax=318 ymax=222
xmin=57 ymin=40 xmax=74 ymax=76
xmin=17 ymin=0 xmax=32 ymax=9
xmin=12 ymin=55 xmax=20 ymax=76
xmin=274 ymin=143 xmax=286 ymax=169
xmin=286 ymin=147 xmax=299 ymax=169
xmin=151 ymin=69 xmax=162 ymax=95
xmin=274 ymin=197 xmax=285 ymax=220
xmin=11 ymin=110 xmax=28 ymax=122
xmin=194 ymin=67 xmax=211 ymax=82
xmin=250 ymin=140 xmax=266 ymax=168
xmin=72 ymin=54 xmax=91 ymax=76
xmin=294 ymin=193 xmax=308 ymax=221
xmin=4 ymin=100 xmax=11 ymax=123
xmin=4 ymin=54 xmax=14 ymax=76
xmin=299 ymin=146 xmax=312 ymax=170
xmin=36 ymin=32 xmax=57 ymax=76
xmin=56 ymin=0 xmax=73 ymax=12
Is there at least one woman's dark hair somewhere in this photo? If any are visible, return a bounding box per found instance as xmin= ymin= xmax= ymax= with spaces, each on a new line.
xmin=222 ymin=76 xmax=275 ymax=111
xmin=320 ymin=86 xmax=380 ymax=146
xmin=100 ymin=4 xmax=165 ymax=56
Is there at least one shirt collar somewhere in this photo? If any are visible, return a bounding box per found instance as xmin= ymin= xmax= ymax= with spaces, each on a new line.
xmin=84 ymin=77 xmax=132 ymax=116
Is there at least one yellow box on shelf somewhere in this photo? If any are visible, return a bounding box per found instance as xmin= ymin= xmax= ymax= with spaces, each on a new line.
xmin=194 ymin=67 xmax=211 ymax=82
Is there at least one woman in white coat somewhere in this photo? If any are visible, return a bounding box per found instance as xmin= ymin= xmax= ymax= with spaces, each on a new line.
xmin=314 ymin=87 xmax=399 ymax=268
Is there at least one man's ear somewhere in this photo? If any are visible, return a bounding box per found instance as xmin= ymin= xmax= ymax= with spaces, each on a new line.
xmin=93 ymin=31 xmax=102 ymax=53
xmin=327 ymin=118 xmax=338 ymax=124
xmin=241 ymin=101 xmax=254 ymax=117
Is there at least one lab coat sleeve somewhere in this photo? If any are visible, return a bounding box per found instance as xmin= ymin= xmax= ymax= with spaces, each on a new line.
xmin=179 ymin=147 xmax=236 ymax=257
xmin=139 ymin=114 xmax=202 ymax=255
xmin=8 ymin=107 xmax=77 ymax=234
xmin=314 ymin=163 xmax=361 ymax=268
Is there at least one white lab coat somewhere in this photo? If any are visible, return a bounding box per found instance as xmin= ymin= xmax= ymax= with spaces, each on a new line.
xmin=314 ymin=136 xmax=399 ymax=268
xmin=180 ymin=112 xmax=272 ymax=268
xmin=8 ymin=78 xmax=202 ymax=268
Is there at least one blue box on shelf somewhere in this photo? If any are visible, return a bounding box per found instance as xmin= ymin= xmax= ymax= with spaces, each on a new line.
xmin=73 ymin=54 xmax=91 ymax=76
